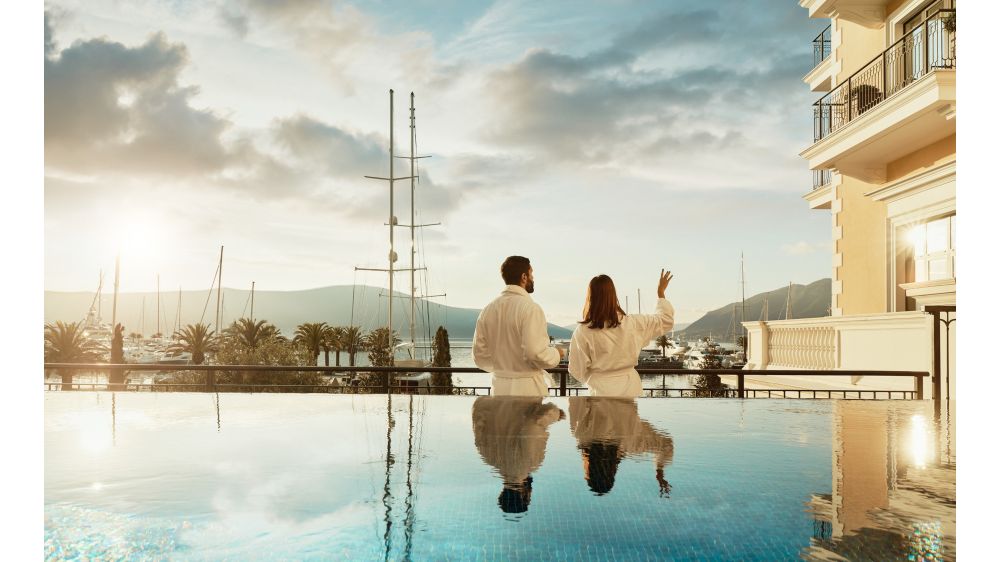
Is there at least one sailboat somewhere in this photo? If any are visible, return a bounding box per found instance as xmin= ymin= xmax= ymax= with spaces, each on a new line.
xmin=355 ymin=90 xmax=445 ymax=392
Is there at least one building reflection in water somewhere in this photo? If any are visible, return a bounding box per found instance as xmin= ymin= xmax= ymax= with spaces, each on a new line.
xmin=471 ymin=397 xmax=565 ymax=515
xmin=567 ymin=398 xmax=674 ymax=497
xmin=804 ymin=400 xmax=956 ymax=561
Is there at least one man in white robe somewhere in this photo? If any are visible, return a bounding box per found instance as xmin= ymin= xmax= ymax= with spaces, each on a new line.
xmin=472 ymin=256 xmax=564 ymax=397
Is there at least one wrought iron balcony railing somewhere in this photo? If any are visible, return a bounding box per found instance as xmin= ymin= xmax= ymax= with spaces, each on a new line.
xmin=813 ymin=169 xmax=832 ymax=189
xmin=813 ymin=25 xmax=831 ymax=68
xmin=813 ymin=9 xmax=955 ymax=142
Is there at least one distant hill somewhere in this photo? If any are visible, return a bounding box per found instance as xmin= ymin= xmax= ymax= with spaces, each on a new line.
xmin=44 ymin=285 xmax=573 ymax=340
xmin=676 ymin=279 xmax=832 ymax=342
xmin=563 ymin=321 xmax=691 ymax=331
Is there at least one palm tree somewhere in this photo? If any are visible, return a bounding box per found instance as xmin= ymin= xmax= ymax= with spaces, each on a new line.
xmin=293 ymin=322 xmax=327 ymax=366
xmin=323 ymin=326 xmax=347 ymax=367
xmin=225 ymin=318 xmax=282 ymax=349
xmin=342 ymin=326 xmax=365 ymax=367
xmin=169 ymin=323 xmax=218 ymax=365
xmin=44 ymin=321 xmax=105 ymax=389
xmin=655 ymin=335 xmax=673 ymax=357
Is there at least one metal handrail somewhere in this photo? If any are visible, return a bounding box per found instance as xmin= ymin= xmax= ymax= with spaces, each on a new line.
xmin=812 ymin=8 xmax=955 ymax=142
xmin=813 ymin=25 xmax=831 ymax=68
xmin=44 ymin=363 xmax=930 ymax=399
xmin=813 ymin=169 xmax=832 ymax=189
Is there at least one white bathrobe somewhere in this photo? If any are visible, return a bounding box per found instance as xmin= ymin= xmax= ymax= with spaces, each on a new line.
xmin=568 ymin=397 xmax=674 ymax=467
xmin=568 ymin=298 xmax=675 ymax=397
xmin=472 ymin=285 xmax=562 ymax=397
xmin=472 ymin=397 xmax=564 ymax=485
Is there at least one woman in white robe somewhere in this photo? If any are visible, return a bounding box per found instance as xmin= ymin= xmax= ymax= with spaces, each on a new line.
xmin=568 ymin=270 xmax=675 ymax=398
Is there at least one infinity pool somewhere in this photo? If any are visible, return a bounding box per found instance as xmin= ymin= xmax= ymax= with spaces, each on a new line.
xmin=44 ymin=394 xmax=955 ymax=561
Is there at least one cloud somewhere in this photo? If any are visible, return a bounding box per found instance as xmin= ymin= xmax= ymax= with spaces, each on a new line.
xmin=225 ymin=0 xmax=436 ymax=94
xmin=782 ymin=241 xmax=825 ymax=255
xmin=44 ymin=15 xmax=235 ymax=178
xmin=472 ymin=1 xmax=821 ymax=190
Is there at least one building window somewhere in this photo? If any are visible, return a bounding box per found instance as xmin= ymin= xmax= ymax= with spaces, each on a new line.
xmin=908 ymin=215 xmax=955 ymax=282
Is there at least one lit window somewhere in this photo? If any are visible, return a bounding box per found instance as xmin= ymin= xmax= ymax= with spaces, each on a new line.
xmin=909 ymin=215 xmax=956 ymax=282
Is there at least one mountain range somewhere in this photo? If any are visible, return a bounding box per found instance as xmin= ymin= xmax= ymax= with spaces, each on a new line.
xmin=45 ymin=279 xmax=831 ymax=342
xmin=675 ymin=278 xmax=832 ymax=342
xmin=44 ymin=285 xmax=574 ymax=340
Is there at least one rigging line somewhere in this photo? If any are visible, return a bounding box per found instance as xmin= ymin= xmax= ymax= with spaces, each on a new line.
xmin=351 ymin=269 xmax=358 ymax=326
xmin=199 ymin=260 xmax=221 ymax=326
xmin=241 ymin=289 xmax=252 ymax=319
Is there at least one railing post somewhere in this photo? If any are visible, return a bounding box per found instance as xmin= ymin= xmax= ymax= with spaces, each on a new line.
xmin=738 ymin=373 xmax=745 ymax=399
xmin=915 ymin=374 xmax=924 ymax=400
xmin=923 ymin=20 xmax=929 ymax=76
xmin=931 ymin=309 xmax=942 ymax=408
xmin=559 ymin=371 xmax=567 ymax=397
xmin=882 ymin=50 xmax=887 ymax=98
xmin=847 ymin=76 xmax=853 ymax=122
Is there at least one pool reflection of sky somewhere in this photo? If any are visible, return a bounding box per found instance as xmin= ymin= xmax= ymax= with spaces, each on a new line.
xmin=44 ymin=393 xmax=954 ymax=561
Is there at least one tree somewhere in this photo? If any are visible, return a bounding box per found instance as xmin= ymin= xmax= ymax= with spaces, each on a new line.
xmin=225 ymin=318 xmax=282 ymax=349
xmin=363 ymin=327 xmax=400 ymax=391
xmin=431 ymin=326 xmax=453 ymax=395
xmin=169 ymin=323 xmax=218 ymax=365
xmin=213 ymin=336 xmax=323 ymax=392
xmin=364 ymin=327 xmax=400 ymax=367
xmin=322 ymin=326 xmax=346 ymax=367
xmin=44 ymin=321 xmax=105 ymax=389
xmin=342 ymin=326 xmax=365 ymax=367
xmin=655 ymin=335 xmax=673 ymax=357
xmin=293 ymin=322 xmax=328 ymax=366
xmin=695 ymin=353 xmax=727 ymax=397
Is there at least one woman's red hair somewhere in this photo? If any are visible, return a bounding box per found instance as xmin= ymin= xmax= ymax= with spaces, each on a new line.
xmin=580 ymin=275 xmax=626 ymax=329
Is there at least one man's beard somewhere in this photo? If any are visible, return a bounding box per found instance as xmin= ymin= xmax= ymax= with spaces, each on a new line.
xmin=525 ymin=281 xmax=535 ymax=293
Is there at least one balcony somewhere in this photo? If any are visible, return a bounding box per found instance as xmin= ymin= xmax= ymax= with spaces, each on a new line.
xmin=741 ymin=312 xmax=935 ymax=391
xmin=805 ymin=25 xmax=835 ymax=92
xmin=801 ymin=9 xmax=956 ymax=182
xmin=813 ymin=25 xmax=832 ymax=67
xmin=805 ymin=169 xmax=833 ymax=209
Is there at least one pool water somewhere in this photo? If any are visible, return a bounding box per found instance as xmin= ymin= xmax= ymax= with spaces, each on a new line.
xmin=44 ymin=394 xmax=955 ymax=561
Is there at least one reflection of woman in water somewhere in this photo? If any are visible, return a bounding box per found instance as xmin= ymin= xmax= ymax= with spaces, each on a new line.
xmin=472 ymin=397 xmax=565 ymax=514
xmin=568 ymin=397 xmax=674 ymax=496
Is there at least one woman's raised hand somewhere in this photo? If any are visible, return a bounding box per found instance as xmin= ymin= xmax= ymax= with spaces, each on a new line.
xmin=657 ymin=269 xmax=673 ymax=298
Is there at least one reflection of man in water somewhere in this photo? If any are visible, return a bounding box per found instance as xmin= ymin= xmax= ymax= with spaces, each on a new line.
xmin=568 ymin=397 xmax=675 ymax=496
xmin=472 ymin=397 xmax=565 ymax=514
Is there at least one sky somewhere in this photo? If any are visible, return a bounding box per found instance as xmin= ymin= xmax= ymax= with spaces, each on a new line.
xmin=44 ymin=0 xmax=833 ymax=326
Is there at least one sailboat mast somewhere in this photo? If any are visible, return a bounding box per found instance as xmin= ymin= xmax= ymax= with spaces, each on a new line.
xmin=389 ymin=90 xmax=395 ymax=334
xmin=409 ymin=92 xmax=417 ymax=353
xmin=176 ymin=287 xmax=182 ymax=333
xmin=156 ymin=274 xmax=160 ymax=336
xmin=112 ymin=253 xmax=120 ymax=330
xmin=97 ymin=269 xmax=103 ymax=323
xmin=250 ymin=281 xmax=255 ymax=322
xmin=215 ymin=245 xmax=224 ymax=335
xmin=785 ymin=281 xmax=793 ymax=320
xmin=740 ymin=253 xmax=747 ymax=354
xmin=637 ymin=288 xmax=641 ymax=314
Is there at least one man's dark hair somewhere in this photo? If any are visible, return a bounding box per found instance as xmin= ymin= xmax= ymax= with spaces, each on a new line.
xmin=501 ymin=256 xmax=531 ymax=286
xmin=498 ymin=476 xmax=533 ymax=513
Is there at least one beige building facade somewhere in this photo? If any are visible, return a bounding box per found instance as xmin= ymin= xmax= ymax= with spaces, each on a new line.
xmin=740 ymin=0 xmax=956 ymax=398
